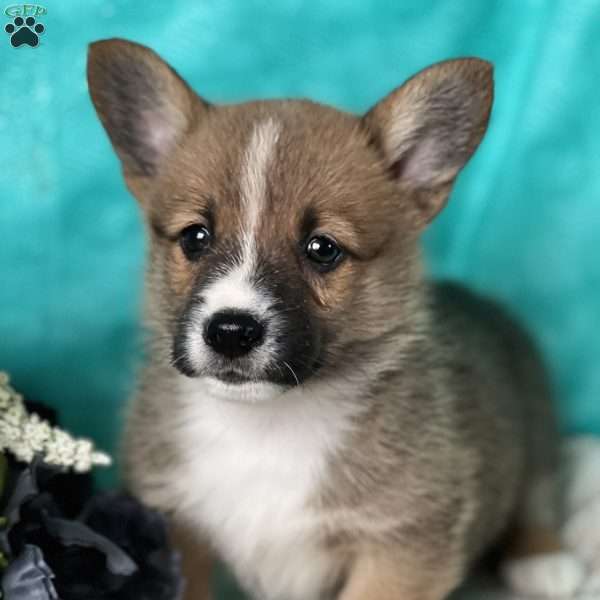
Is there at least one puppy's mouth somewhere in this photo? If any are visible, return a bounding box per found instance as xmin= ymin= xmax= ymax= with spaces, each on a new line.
xmin=211 ymin=360 xmax=323 ymax=388
xmin=214 ymin=369 xmax=255 ymax=385
xmin=174 ymin=356 xmax=316 ymax=389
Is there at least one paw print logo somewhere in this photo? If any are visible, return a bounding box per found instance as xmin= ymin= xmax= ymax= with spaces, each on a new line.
xmin=5 ymin=16 xmax=45 ymax=47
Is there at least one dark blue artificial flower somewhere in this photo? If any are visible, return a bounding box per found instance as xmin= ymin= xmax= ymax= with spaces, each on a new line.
xmin=1 ymin=461 xmax=183 ymax=600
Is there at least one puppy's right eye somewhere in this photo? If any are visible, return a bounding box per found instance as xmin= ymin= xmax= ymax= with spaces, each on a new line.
xmin=179 ymin=224 xmax=211 ymax=260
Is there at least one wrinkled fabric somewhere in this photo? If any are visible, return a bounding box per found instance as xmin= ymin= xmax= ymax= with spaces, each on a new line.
xmin=1 ymin=463 xmax=183 ymax=600
xmin=1 ymin=545 xmax=58 ymax=600
xmin=0 ymin=2 xmax=598 ymax=467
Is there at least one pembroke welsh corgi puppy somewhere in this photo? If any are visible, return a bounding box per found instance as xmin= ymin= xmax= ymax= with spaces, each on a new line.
xmin=87 ymin=39 xmax=583 ymax=600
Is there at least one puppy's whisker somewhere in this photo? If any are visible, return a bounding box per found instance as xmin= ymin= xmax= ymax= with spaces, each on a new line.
xmin=282 ymin=360 xmax=300 ymax=386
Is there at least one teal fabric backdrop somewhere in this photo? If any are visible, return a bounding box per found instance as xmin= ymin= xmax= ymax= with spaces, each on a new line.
xmin=1 ymin=0 xmax=599 ymax=490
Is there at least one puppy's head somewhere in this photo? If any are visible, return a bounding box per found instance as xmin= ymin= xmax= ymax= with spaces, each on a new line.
xmin=87 ymin=39 xmax=492 ymax=400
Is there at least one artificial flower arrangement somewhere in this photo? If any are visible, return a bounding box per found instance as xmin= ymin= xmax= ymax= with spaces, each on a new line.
xmin=0 ymin=372 xmax=183 ymax=600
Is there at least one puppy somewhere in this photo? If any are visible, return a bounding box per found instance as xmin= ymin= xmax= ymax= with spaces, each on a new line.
xmin=88 ymin=39 xmax=576 ymax=600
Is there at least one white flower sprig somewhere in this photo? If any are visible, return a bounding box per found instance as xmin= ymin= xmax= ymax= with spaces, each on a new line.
xmin=0 ymin=371 xmax=112 ymax=472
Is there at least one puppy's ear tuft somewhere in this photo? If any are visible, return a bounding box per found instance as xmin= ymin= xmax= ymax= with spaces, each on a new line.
xmin=87 ymin=38 xmax=207 ymax=177
xmin=363 ymin=58 xmax=493 ymax=225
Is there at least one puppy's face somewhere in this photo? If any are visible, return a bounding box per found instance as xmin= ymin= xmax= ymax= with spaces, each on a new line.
xmin=88 ymin=40 xmax=492 ymax=399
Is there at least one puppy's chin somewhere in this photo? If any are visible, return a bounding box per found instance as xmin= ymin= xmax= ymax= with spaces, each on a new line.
xmin=202 ymin=376 xmax=286 ymax=404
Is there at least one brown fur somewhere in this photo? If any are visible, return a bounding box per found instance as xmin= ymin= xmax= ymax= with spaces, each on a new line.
xmin=170 ymin=522 xmax=214 ymax=599
xmin=87 ymin=39 xmax=562 ymax=600
xmin=507 ymin=526 xmax=565 ymax=559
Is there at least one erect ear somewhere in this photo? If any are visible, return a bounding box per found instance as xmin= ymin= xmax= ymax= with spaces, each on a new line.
xmin=87 ymin=38 xmax=207 ymax=179
xmin=363 ymin=58 xmax=493 ymax=225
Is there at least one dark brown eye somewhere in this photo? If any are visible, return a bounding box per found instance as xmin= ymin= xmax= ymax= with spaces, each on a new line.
xmin=305 ymin=235 xmax=343 ymax=271
xmin=179 ymin=224 xmax=211 ymax=260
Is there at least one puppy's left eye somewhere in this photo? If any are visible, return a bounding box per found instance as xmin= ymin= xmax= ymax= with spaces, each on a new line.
xmin=179 ymin=224 xmax=211 ymax=260
xmin=305 ymin=235 xmax=343 ymax=270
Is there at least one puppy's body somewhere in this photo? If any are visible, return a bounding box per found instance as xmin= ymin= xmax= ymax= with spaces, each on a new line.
xmin=125 ymin=282 xmax=558 ymax=600
xmin=88 ymin=40 xmax=564 ymax=599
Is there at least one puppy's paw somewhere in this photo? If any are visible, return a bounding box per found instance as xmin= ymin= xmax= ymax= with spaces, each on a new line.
xmin=501 ymin=551 xmax=586 ymax=598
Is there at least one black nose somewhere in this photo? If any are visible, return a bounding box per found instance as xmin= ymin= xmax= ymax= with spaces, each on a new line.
xmin=204 ymin=312 xmax=265 ymax=359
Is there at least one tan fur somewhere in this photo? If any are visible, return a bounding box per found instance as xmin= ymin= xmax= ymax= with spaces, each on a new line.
xmin=170 ymin=523 xmax=213 ymax=600
xmin=339 ymin=549 xmax=462 ymax=600
xmin=87 ymin=39 xmax=562 ymax=600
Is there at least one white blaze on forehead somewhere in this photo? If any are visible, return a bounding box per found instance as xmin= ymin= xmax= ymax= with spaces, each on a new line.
xmin=190 ymin=119 xmax=281 ymax=330
xmin=207 ymin=118 xmax=280 ymax=304
xmin=207 ymin=118 xmax=280 ymax=309
xmin=239 ymin=117 xmax=281 ymax=266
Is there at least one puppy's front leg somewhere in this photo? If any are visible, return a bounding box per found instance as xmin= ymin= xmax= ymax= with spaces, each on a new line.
xmin=170 ymin=522 xmax=214 ymax=600
xmin=338 ymin=548 xmax=461 ymax=600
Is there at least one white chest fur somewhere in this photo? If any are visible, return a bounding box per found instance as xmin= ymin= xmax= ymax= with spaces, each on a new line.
xmin=170 ymin=377 xmax=359 ymax=600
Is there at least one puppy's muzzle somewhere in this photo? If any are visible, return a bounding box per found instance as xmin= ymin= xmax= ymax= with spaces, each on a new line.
xmin=204 ymin=311 xmax=265 ymax=359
